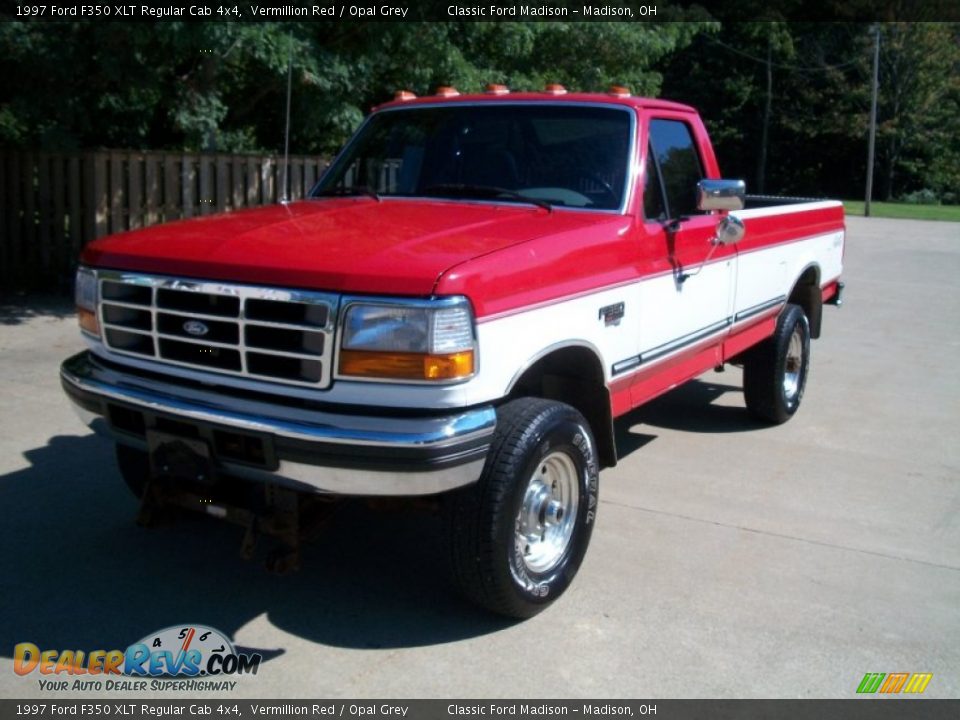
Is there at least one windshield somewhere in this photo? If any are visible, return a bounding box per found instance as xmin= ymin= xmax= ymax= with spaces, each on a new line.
xmin=314 ymin=104 xmax=632 ymax=211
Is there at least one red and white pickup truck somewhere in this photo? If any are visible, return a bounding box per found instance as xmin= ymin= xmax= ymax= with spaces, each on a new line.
xmin=61 ymin=87 xmax=844 ymax=617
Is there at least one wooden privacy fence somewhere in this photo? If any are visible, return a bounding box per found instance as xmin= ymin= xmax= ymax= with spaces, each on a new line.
xmin=0 ymin=150 xmax=328 ymax=291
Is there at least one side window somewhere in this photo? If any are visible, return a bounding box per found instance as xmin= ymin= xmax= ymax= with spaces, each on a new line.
xmin=648 ymin=119 xmax=704 ymax=219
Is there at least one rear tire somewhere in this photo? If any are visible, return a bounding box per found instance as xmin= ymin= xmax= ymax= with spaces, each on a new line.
xmin=115 ymin=443 xmax=149 ymax=499
xmin=743 ymin=303 xmax=810 ymax=424
xmin=445 ymin=398 xmax=599 ymax=618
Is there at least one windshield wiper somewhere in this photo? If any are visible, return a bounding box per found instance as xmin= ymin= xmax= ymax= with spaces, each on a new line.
xmin=316 ymin=185 xmax=381 ymax=202
xmin=422 ymin=183 xmax=553 ymax=213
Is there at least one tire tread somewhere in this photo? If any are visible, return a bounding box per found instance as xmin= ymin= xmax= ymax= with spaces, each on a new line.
xmin=743 ymin=303 xmax=809 ymax=424
xmin=446 ymin=398 xmax=588 ymax=618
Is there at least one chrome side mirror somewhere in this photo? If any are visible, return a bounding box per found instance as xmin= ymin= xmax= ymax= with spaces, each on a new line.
xmin=697 ymin=179 xmax=746 ymax=212
xmin=680 ymin=214 xmax=745 ymax=284
xmin=713 ymin=215 xmax=745 ymax=246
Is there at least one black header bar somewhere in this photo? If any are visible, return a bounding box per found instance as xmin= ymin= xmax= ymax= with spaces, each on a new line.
xmin=3 ymin=700 xmax=960 ymax=720
xmin=4 ymin=0 xmax=959 ymax=23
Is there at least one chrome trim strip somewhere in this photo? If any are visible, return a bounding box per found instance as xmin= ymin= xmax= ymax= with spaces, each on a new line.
xmin=611 ymin=318 xmax=732 ymax=378
xmin=734 ymin=295 xmax=787 ymax=323
xmin=245 ymin=319 xmax=328 ymax=332
xmin=73 ymin=411 xmax=487 ymax=497
xmin=244 ymin=457 xmax=487 ymax=497
xmin=101 ymin=324 xmax=151 ymax=338
xmin=641 ymin=318 xmax=732 ymax=364
xmin=154 ymin=334 xmax=242 ymax=351
xmin=101 ymin=299 xmax=152 ymax=311
xmin=62 ymin=352 xmax=496 ymax=451
xmin=98 ymin=270 xmax=341 ymax=315
xmin=609 ymin=295 xmax=792 ymax=380
xmin=612 ymin=356 xmax=641 ymax=375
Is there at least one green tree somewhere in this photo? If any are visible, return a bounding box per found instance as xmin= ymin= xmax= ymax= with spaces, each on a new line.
xmin=0 ymin=22 xmax=305 ymax=151
xmin=873 ymin=22 xmax=960 ymax=200
xmin=291 ymin=19 xmax=715 ymax=154
xmin=1 ymin=19 xmax=714 ymax=155
xmin=658 ymin=19 xmax=960 ymax=202
xmin=658 ymin=20 xmax=871 ymax=197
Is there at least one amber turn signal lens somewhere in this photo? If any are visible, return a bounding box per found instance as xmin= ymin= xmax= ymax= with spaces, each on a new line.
xmin=424 ymin=351 xmax=474 ymax=380
xmin=340 ymin=350 xmax=474 ymax=381
xmin=77 ymin=307 xmax=100 ymax=336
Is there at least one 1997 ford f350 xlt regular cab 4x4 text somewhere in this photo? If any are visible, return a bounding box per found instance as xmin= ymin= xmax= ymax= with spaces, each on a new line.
xmin=61 ymin=86 xmax=844 ymax=617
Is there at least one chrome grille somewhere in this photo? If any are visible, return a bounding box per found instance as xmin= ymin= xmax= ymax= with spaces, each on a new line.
xmin=97 ymin=272 xmax=338 ymax=388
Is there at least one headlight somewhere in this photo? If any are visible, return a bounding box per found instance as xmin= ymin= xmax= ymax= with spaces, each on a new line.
xmin=75 ymin=266 xmax=100 ymax=337
xmin=339 ymin=299 xmax=476 ymax=382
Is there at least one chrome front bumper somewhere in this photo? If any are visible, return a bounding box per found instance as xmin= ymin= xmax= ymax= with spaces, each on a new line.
xmin=60 ymin=352 xmax=495 ymax=496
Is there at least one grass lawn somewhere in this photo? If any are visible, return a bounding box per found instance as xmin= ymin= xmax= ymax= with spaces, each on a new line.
xmin=843 ymin=200 xmax=960 ymax=222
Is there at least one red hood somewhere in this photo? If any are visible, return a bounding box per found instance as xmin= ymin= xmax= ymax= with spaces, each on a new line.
xmin=82 ymin=198 xmax=616 ymax=296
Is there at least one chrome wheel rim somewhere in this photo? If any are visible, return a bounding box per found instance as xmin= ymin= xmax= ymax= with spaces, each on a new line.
xmin=515 ymin=451 xmax=579 ymax=574
xmin=783 ymin=326 xmax=804 ymax=400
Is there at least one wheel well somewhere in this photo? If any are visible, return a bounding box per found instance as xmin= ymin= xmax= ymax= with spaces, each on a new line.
xmin=789 ymin=265 xmax=823 ymax=339
xmin=507 ymin=346 xmax=617 ymax=469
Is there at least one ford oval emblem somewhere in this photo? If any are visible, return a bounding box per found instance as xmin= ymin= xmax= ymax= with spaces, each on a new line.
xmin=183 ymin=320 xmax=209 ymax=337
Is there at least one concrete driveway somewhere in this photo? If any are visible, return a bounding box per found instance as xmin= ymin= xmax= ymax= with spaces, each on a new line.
xmin=0 ymin=216 xmax=957 ymax=699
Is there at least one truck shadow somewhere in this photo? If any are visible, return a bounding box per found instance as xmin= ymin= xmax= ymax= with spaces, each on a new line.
xmin=613 ymin=377 xmax=767 ymax=462
xmin=623 ymin=377 xmax=767 ymax=435
xmin=2 ymin=382 xmax=763 ymax=659
xmin=0 ymin=434 xmax=513 ymax=663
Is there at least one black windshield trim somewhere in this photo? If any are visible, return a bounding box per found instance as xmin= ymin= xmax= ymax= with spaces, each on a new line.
xmin=313 ymin=101 xmax=637 ymax=215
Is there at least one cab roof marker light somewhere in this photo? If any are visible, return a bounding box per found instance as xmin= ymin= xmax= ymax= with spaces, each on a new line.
xmin=394 ymin=90 xmax=417 ymax=101
xmin=608 ymin=85 xmax=631 ymax=98
xmin=544 ymin=84 xmax=567 ymax=95
xmin=435 ymin=86 xmax=460 ymax=97
xmin=485 ymin=84 xmax=509 ymax=95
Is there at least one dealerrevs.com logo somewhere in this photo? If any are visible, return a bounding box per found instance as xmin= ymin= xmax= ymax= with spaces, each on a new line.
xmin=14 ymin=625 xmax=261 ymax=692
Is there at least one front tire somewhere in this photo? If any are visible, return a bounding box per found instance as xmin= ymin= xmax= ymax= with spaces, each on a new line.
xmin=743 ymin=303 xmax=811 ymax=424
xmin=446 ymin=398 xmax=599 ymax=618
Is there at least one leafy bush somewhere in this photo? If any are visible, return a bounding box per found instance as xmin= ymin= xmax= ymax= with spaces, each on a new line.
xmin=900 ymin=189 xmax=939 ymax=205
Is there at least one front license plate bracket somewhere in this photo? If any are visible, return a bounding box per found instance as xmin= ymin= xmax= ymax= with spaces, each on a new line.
xmin=147 ymin=430 xmax=215 ymax=484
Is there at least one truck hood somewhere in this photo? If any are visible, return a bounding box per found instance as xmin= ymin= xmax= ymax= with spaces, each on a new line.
xmin=82 ymin=198 xmax=617 ymax=296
